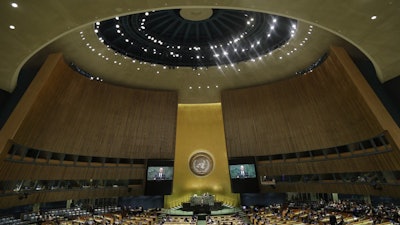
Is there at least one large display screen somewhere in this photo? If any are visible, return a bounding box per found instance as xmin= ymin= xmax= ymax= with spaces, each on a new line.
xmin=228 ymin=157 xmax=259 ymax=193
xmin=146 ymin=166 xmax=174 ymax=181
xmin=229 ymin=164 xmax=257 ymax=179
xmin=145 ymin=159 xmax=174 ymax=195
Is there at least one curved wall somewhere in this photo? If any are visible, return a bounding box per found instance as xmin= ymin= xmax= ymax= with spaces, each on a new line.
xmin=222 ymin=47 xmax=384 ymax=157
xmin=11 ymin=54 xmax=178 ymax=159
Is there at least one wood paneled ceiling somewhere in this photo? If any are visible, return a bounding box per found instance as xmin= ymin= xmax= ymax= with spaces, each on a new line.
xmin=0 ymin=0 xmax=399 ymax=103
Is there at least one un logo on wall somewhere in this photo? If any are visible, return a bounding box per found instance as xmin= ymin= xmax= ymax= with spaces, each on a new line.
xmin=189 ymin=152 xmax=213 ymax=176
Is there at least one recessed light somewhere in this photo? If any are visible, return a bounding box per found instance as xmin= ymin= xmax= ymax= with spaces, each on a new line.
xmin=11 ymin=2 xmax=18 ymax=8
xmin=371 ymin=15 xmax=377 ymax=20
xmin=9 ymin=25 xmax=16 ymax=30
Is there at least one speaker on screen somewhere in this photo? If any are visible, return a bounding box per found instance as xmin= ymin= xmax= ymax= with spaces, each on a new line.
xmin=145 ymin=159 xmax=174 ymax=195
xmin=228 ymin=157 xmax=259 ymax=193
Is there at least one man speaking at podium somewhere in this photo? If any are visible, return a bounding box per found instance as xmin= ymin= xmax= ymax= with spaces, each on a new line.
xmin=154 ymin=167 xmax=166 ymax=180
xmin=237 ymin=165 xmax=248 ymax=178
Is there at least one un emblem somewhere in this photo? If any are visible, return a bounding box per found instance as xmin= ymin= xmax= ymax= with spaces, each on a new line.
xmin=189 ymin=152 xmax=213 ymax=176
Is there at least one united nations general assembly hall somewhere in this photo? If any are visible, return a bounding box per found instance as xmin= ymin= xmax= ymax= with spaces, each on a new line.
xmin=1 ymin=1 xmax=400 ymax=224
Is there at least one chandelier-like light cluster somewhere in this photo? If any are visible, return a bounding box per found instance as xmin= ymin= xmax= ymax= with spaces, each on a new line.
xmin=94 ymin=9 xmax=297 ymax=68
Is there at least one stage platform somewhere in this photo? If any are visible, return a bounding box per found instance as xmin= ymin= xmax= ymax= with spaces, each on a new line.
xmin=161 ymin=206 xmax=241 ymax=216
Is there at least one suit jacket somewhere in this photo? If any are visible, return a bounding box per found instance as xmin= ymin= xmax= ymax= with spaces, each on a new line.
xmin=237 ymin=171 xmax=248 ymax=178
xmin=154 ymin=173 xmax=166 ymax=180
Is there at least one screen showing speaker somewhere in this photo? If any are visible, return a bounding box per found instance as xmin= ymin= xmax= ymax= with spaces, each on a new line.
xmin=145 ymin=159 xmax=174 ymax=195
xmin=147 ymin=166 xmax=174 ymax=181
xmin=228 ymin=157 xmax=259 ymax=193
xmin=229 ymin=164 xmax=257 ymax=179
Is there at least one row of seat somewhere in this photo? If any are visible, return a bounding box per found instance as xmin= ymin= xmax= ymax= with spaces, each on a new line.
xmin=0 ymin=216 xmax=26 ymax=225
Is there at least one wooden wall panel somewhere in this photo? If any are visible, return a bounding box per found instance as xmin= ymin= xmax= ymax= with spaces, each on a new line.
xmin=257 ymin=150 xmax=400 ymax=177
xmin=0 ymin=186 xmax=142 ymax=209
xmin=0 ymin=161 xmax=145 ymax=180
xmin=222 ymin=47 xmax=384 ymax=157
xmin=12 ymin=54 xmax=178 ymax=159
xmin=261 ymin=182 xmax=400 ymax=198
xmin=0 ymin=54 xmax=64 ymax=159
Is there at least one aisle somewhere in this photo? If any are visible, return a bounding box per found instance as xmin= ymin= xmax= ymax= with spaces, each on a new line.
xmin=197 ymin=220 xmax=207 ymax=225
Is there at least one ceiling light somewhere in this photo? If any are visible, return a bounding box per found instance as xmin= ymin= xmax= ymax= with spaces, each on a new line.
xmin=9 ymin=25 xmax=16 ymax=30
xmin=95 ymin=9 xmax=296 ymax=68
xmin=371 ymin=15 xmax=377 ymax=20
xmin=11 ymin=2 xmax=18 ymax=8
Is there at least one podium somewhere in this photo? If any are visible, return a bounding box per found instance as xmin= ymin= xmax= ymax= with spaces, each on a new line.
xmin=190 ymin=194 xmax=215 ymax=206
xmin=182 ymin=194 xmax=223 ymax=214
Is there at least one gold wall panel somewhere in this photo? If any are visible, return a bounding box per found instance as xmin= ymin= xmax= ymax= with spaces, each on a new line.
xmin=165 ymin=104 xmax=239 ymax=208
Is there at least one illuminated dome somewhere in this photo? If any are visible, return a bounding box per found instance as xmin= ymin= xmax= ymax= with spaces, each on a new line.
xmin=95 ymin=9 xmax=296 ymax=67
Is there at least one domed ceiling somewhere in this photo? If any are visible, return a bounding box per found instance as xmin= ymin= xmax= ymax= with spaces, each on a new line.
xmin=95 ymin=9 xmax=296 ymax=67
xmin=3 ymin=1 xmax=396 ymax=104
xmin=29 ymin=8 xmax=342 ymax=103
